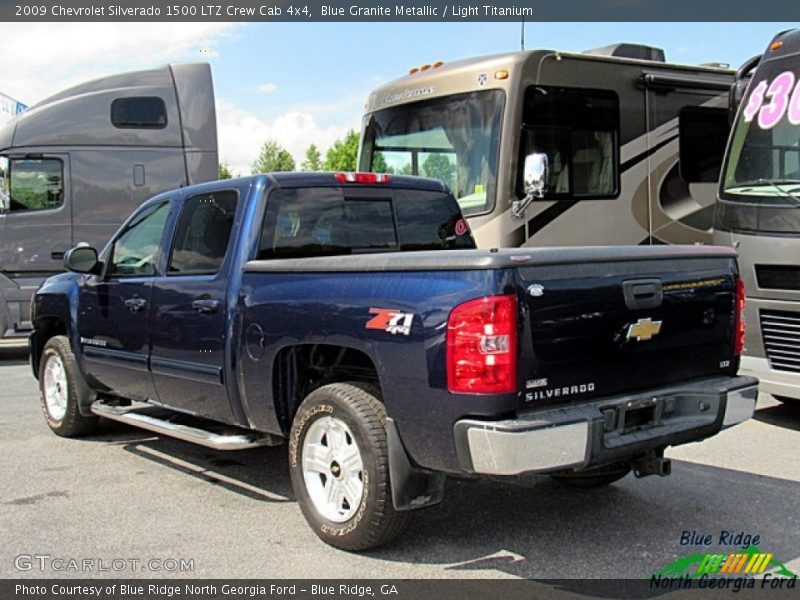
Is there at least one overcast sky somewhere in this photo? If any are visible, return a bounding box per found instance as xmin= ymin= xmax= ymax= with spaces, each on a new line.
xmin=0 ymin=22 xmax=796 ymax=174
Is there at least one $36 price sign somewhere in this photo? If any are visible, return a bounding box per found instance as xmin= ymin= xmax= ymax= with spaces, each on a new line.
xmin=743 ymin=70 xmax=800 ymax=129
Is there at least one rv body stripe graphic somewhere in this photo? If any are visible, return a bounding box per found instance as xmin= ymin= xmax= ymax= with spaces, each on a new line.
xmin=619 ymin=134 xmax=679 ymax=174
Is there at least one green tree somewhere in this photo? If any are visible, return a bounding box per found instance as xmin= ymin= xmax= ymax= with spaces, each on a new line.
xmin=371 ymin=151 xmax=390 ymax=174
xmin=323 ymin=130 xmax=359 ymax=171
xmin=251 ymin=139 xmax=296 ymax=174
xmin=421 ymin=153 xmax=456 ymax=189
xmin=301 ymin=144 xmax=323 ymax=171
xmin=218 ymin=161 xmax=234 ymax=180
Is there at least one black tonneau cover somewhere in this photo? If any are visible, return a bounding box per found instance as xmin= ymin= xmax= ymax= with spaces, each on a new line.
xmin=244 ymin=245 xmax=737 ymax=273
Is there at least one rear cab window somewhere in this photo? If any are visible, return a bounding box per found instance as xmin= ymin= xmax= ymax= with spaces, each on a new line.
xmin=258 ymin=186 xmax=474 ymax=259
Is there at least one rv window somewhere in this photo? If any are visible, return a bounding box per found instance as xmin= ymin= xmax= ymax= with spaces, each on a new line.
xmin=111 ymin=97 xmax=167 ymax=129
xmin=679 ymin=107 xmax=730 ymax=183
xmin=0 ymin=158 xmax=64 ymax=213
xmin=168 ymin=191 xmax=239 ymax=275
xmin=520 ymin=86 xmax=619 ymax=199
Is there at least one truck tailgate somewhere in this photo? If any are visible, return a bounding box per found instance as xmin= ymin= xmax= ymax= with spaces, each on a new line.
xmin=515 ymin=247 xmax=739 ymax=406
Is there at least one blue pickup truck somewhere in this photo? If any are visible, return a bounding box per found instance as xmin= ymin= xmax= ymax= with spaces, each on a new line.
xmin=30 ymin=172 xmax=757 ymax=550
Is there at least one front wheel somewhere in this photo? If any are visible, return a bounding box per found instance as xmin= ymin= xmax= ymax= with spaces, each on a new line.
xmin=288 ymin=382 xmax=408 ymax=551
xmin=38 ymin=335 xmax=99 ymax=437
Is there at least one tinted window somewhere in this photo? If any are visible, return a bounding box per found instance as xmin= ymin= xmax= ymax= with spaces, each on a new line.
xmin=520 ymin=86 xmax=619 ymax=198
xmin=680 ymin=107 xmax=730 ymax=183
xmin=258 ymin=187 xmax=473 ymax=259
xmin=0 ymin=158 xmax=63 ymax=212
xmin=169 ymin=191 xmax=238 ymax=274
xmin=108 ymin=202 xmax=171 ymax=277
xmin=111 ymin=97 xmax=167 ymax=129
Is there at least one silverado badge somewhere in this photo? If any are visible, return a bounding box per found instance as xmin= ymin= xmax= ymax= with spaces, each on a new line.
xmin=626 ymin=318 xmax=662 ymax=342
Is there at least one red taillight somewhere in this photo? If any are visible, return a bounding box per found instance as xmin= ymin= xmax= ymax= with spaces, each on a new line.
xmin=334 ymin=172 xmax=390 ymax=184
xmin=447 ymin=294 xmax=517 ymax=394
xmin=735 ymin=278 xmax=746 ymax=356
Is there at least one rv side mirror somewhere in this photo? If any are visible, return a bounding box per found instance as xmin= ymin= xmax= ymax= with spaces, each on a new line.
xmin=523 ymin=153 xmax=549 ymax=198
xmin=729 ymin=78 xmax=751 ymax=124
xmin=729 ymin=54 xmax=760 ymax=124
xmin=513 ymin=153 xmax=549 ymax=218
xmin=64 ymin=246 xmax=99 ymax=274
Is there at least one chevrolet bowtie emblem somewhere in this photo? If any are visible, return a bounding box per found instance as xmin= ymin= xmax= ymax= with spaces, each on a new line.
xmin=626 ymin=318 xmax=662 ymax=342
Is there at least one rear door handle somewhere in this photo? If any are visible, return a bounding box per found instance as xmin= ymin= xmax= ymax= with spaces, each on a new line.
xmin=192 ymin=298 xmax=220 ymax=314
xmin=124 ymin=298 xmax=148 ymax=312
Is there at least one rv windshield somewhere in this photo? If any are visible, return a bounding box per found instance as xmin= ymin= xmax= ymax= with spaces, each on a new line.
xmin=359 ymin=90 xmax=504 ymax=217
xmin=722 ymin=60 xmax=800 ymax=205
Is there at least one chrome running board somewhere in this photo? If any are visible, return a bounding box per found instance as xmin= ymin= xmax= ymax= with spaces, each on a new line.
xmin=91 ymin=400 xmax=282 ymax=450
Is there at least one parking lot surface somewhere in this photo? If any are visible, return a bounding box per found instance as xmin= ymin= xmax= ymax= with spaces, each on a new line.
xmin=1 ymin=352 xmax=798 ymax=579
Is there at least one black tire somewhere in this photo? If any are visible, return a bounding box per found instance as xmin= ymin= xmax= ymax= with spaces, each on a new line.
xmin=288 ymin=382 xmax=409 ymax=551
xmin=551 ymin=462 xmax=631 ymax=489
xmin=38 ymin=335 xmax=99 ymax=437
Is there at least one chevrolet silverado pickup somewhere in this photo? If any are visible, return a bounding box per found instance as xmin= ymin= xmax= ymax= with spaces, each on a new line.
xmin=30 ymin=172 xmax=757 ymax=550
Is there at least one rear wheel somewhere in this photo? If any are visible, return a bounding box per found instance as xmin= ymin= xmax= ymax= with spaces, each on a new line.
xmin=551 ymin=462 xmax=631 ymax=489
xmin=38 ymin=335 xmax=99 ymax=437
xmin=289 ymin=382 xmax=408 ymax=551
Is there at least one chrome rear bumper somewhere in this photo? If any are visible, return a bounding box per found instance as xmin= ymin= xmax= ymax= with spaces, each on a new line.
xmin=455 ymin=376 xmax=758 ymax=476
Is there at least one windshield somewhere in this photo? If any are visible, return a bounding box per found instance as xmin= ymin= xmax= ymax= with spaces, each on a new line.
xmin=722 ymin=58 xmax=800 ymax=204
xmin=359 ymin=90 xmax=504 ymax=217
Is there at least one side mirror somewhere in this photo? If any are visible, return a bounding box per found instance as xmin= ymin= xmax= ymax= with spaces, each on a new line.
xmin=729 ymin=78 xmax=751 ymax=125
xmin=729 ymin=54 xmax=760 ymax=125
xmin=64 ymin=246 xmax=99 ymax=274
xmin=523 ymin=152 xmax=549 ymax=198
xmin=513 ymin=152 xmax=550 ymax=219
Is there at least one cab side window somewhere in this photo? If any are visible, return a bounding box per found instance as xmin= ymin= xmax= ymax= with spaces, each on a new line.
xmin=107 ymin=202 xmax=171 ymax=278
xmin=168 ymin=191 xmax=238 ymax=275
xmin=0 ymin=157 xmax=64 ymax=212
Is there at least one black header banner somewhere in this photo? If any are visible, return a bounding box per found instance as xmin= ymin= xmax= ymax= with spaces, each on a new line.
xmin=2 ymin=0 xmax=800 ymax=21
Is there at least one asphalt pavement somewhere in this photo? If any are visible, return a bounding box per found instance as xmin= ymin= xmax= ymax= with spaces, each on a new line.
xmin=1 ymin=351 xmax=798 ymax=580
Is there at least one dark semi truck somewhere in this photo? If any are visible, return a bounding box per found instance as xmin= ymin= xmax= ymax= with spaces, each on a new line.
xmin=0 ymin=63 xmax=218 ymax=346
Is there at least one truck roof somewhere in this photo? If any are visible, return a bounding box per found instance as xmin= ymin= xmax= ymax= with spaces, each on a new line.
xmin=761 ymin=28 xmax=800 ymax=62
xmin=195 ymin=172 xmax=451 ymax=194
xmin=0 ymin=63 xmax=215 ymax=152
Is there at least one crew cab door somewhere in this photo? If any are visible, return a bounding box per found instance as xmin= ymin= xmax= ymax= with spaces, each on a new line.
xmin=77 ymin=200 xmax=172 ymax=400
xmin=148 ymin=190 xmax=239 ymax=423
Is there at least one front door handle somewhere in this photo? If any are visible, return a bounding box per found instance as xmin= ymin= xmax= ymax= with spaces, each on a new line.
xmin=192 ymin=298 xmax=220 ymax=314
xmin=124 ymin=298 xmax=148 ymax=312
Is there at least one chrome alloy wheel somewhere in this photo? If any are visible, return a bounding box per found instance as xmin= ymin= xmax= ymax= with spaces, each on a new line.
xmin=42 ymin=354 xmax=68 ymax=422
xmin=302 ymin=416 xmax=365 ymax=523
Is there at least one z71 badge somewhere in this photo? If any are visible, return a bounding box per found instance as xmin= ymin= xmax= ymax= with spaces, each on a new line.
xmin=366 ymin=308 xmax=414 ymax=336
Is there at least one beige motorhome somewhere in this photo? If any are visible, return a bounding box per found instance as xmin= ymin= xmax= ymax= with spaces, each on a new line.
xmin=359 ymin=44 xmax=734 ymax=249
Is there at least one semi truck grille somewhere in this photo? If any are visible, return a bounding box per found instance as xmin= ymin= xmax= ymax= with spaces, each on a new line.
xmin=761 ymin=310 xmax=800 ymax=372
